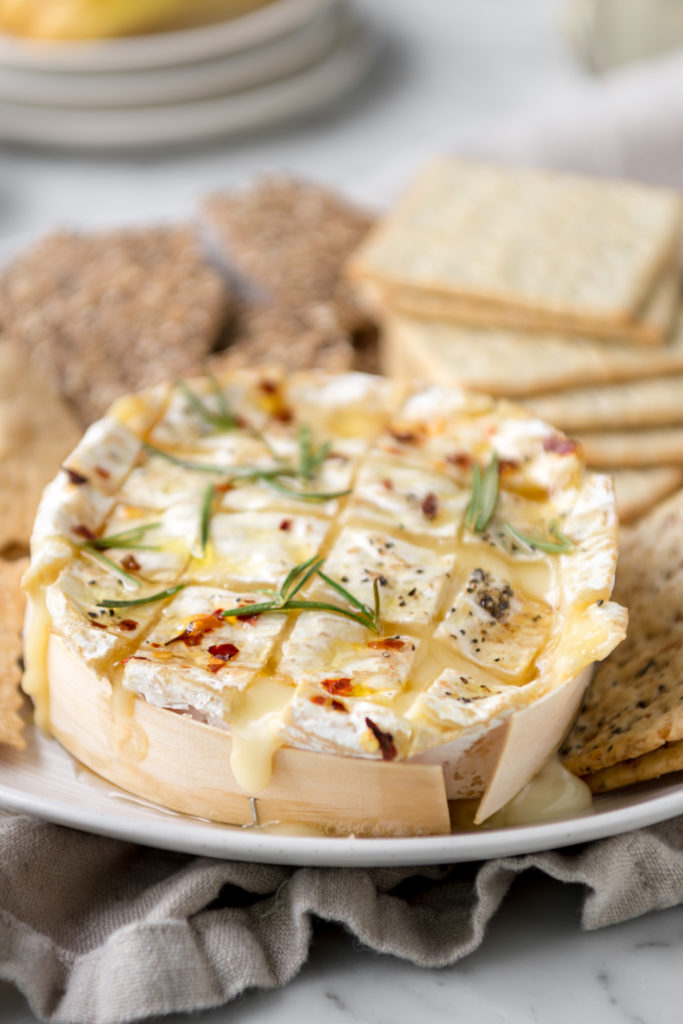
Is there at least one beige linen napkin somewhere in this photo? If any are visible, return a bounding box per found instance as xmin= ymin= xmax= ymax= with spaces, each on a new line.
xmin=1 ymin=812 xmax=682 ymax=1024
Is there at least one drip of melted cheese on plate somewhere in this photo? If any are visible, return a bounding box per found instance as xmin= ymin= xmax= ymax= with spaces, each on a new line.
xmin=22 ymin=370 xmax=626 ymax=812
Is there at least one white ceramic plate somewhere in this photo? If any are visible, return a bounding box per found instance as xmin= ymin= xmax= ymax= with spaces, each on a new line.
xmin=0 ymin=3 xmax=347 ymax=108
xmin=1 ymin=714 xmax=682 ymax=867
xmin=0 ymin=0 xmax=338 ymax=72
xmin=0 ymin=16 xmax=376 ymax=150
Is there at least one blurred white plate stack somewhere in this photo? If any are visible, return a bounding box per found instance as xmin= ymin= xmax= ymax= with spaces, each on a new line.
xmin=0 ymin=0 xmax=376 ymax=149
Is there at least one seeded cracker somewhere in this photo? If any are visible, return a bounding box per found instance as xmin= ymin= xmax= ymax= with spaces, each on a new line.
xmin=562 ymin=488 xmax=683 ymax=781
xmin=0 ymin=556 xmax=28 ymax=749
xmin=0 ymin=227 xmax=231 ymax=425
xmin=384 ymin=314 xmax=683 ymax=398
xmin=210 ymin=305 xmax=354 ymax=375
xmin=349 ymin=157 xmax=683 ymax=327
xmin=0 ymin=339 xmax=81 ymax=554
xmin=203 ymin=177 xmax=373 ymax=332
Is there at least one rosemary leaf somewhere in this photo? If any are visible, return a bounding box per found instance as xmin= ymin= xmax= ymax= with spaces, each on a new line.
xmin=265 ymin=478 xmax=351 ymax=502
xmin=464 ymin=454 xmax=500 ymax=533
xmin=284 ymin=557 xmax=325 ymax=601
xmin=280 ymin=553 xmax=323 ymax=602
xmin=86 ymin=523 xmax=161 ymax=550
xmin=505 ymin=520 xmax=575 ymax=554
xmin=200 ymin=482 xmax=215 ymax=556
xmin=317 ymin=569 xmax=372 ymax=615
xmin=97 ymin=584 xmax=186 ymax=609
xmin=178 ymin=380 xmax=235 ymax=432
xmin=83 ymin=548 xmax=141 ymax=588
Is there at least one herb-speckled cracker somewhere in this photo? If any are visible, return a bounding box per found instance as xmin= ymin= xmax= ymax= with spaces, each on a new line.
xmin=349 ymin=158 xmax=683 ymax=330
xmin=562 ymin=487 xmax=683 ymax=780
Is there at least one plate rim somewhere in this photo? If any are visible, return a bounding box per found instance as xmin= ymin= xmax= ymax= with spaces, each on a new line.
xmin=0 ymin=16 xmax=377 ymax=150
xmin=1 ymin=725 xmax=682 ymax=867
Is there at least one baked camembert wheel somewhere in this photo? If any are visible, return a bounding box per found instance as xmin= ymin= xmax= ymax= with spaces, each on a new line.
xmin=22 ymin=370 xmax=627 ymax=835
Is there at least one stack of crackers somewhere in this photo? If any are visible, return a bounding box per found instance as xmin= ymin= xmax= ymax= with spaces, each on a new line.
xmin=347 ymin=157 xmax=683 ymax=524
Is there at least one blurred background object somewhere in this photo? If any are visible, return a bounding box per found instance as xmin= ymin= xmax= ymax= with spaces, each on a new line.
xmin=0 ymin=0 xmax=273 ymax=40
xmin=563 ymin=0 xmax=683 ymax=73
xmin=0 ymin=0 xmax=376 ymax=148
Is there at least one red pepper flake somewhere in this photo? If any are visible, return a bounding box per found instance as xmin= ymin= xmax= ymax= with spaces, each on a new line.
xmin=62 ymin=465 xmax=88 ymax=485
xmin=331 ymin=700 xmax=347 ymax=713
xmin=381 ymin=478 xmax=394 ymax=491
xmin=447 ymin=452 xmax=472 ymax=469
xmin=118 ymin=619 xmax=138 ymax=632
xmin=259 ymin=379 xmax=278 ymax=394
xmin=208 ymin=642 xmax=239 ymax=661
xmin=207 ymin=642 xmax=239 ymax=673
xmin=279 ymin=518 xmax=292 ymax=531
xmin=73 ymin=524 xmax=96 ymax=541
xmin=214 ymin=481 xmax=234 ymax=495
xmin=274 ymin=407 xmax=294 ymax=424
xmin=421 ymin=492 xmax=438 ymax=520
xmin=498 ymin=459 xmax=520 ymax=473
xmin=321 ymin=677 xmax=353 ymax=696
xmin=89 ymin=619 xmax=107 ymax=630
xmin=94 ymin=465 xmax=111 ymax=480
xmin=389 ymin=428 xmax=418 ymax=444
xmin=165 ymin=611 xmax=225 ymax=647
xmin=365 ymin=717 xmax=397 ymax=761
xmin=311 ymin=695 xmax=326 ymax=706
xmin=543 ymin=436 xmax=579 ymax=455
xmin=367 ymin=637 xmax=405 ymax=651
xmin=121 ymin=554 xmax=141 ymax=572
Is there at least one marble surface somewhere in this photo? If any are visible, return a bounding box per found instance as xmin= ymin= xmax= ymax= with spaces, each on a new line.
xmin=1 ymin=1 xmax=680 ymax=1021
xmin=2 ymin=872 xmax=682 ymax=1023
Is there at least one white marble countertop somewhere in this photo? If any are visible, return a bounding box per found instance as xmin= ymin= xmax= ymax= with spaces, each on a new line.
xmin=2 ymin=1 xmax=681 ymax=1021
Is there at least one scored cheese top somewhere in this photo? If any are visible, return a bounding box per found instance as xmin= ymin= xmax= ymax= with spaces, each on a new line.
xmin=23 ymin=369 xmax=627 ymax=795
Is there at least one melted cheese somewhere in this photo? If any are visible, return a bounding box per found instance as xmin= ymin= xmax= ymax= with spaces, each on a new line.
xmin=23 ymin=371 xmax=626 ymax=827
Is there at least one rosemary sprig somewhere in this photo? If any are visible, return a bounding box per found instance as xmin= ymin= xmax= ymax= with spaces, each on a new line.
xmin=81 ymin=523 xmax=161 ymax=551
xmin=505 ymin=520 xmax=575 ymax=554
xmin=297 ymin=425 xmax=332 ymax=482
xmin=220 ymin=556 xmax=381 ymax=633
xmin=97 ymin=584 xmax=187 ymax=609
xmin=265 ymin=478 xmax=351 ymax=503
xmin=83 ymin=548 xmax=141 ymax=588
xmin=200 ymin=482 xmax=215 ymax=556
xmin=178 ymin=379 xmax=236 ymax=432
xmin=143 ymin=443 xmax=295 ymax=480
xmin=464 ymin=454 xmax=499 ymax=533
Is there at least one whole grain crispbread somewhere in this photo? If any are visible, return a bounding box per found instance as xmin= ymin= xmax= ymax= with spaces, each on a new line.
xmin=383 ymin=314 xmax=683 ymax=398
xmin=203 ymin=177 xmax=374 ymax=335
xmin=525 ymin=375 xmax=683 ymax=432
xmin=0 ymin=339 xmax=81 ymax=554
xmin=0 ymin=226 xmax=231 ymax=425
xmin=562 ymin=488 xmax=683 ymax=778
xmin=209 ymin=304 xmax=354 ymax=375
xmin=0 ymin=556 xmax=28 ymax=749
xmin=348 ymin=157 xmax=683 ymax=326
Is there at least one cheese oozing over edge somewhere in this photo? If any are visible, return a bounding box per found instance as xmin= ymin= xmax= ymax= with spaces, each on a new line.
xmin=23 ymin=370 xmax=627 ymax=818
